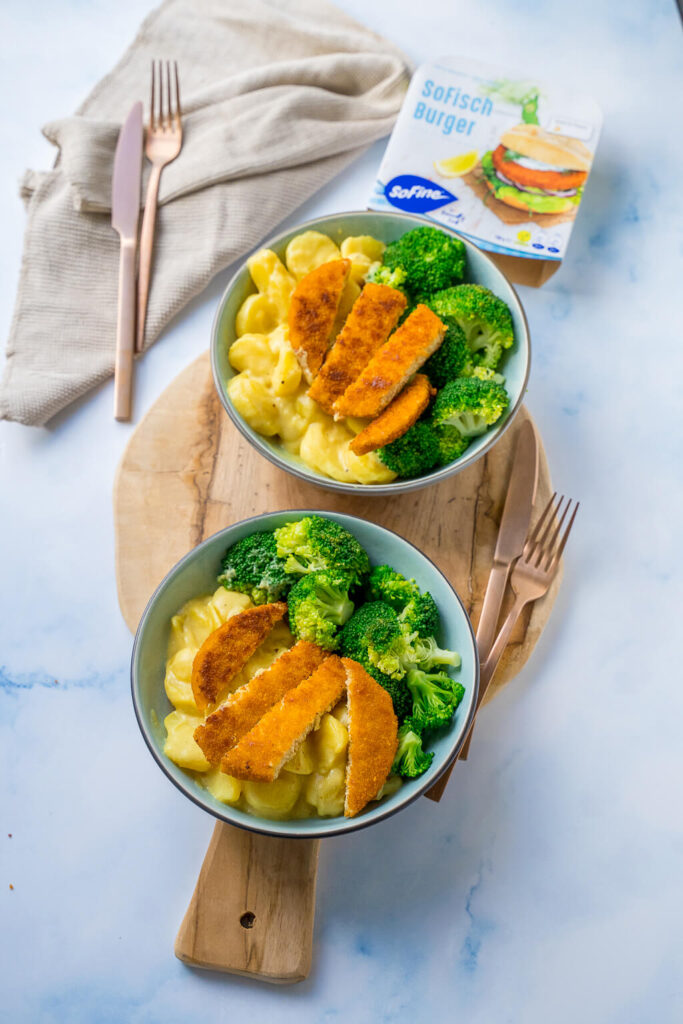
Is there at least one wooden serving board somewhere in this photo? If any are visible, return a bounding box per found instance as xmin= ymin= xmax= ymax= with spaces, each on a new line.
xmin=114 ymin=350 xmax=560 ymax=983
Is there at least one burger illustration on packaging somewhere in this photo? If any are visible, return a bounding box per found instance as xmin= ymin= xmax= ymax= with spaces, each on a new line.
xmin=481 ymin=123 xmax=592 ymax=217
xmin=369 ymin=58 xmax=602 ymax=286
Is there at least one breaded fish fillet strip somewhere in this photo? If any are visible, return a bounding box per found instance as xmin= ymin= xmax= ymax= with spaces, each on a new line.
xmin=287 ymin=259 xmax=350 ymax=382
xmin=191 ymin=602 xmax=287 ymax=711
xmin=332 ymin=305 xmax=446 ymax=420
xmin=349 ymin=374 xmax=435 ymax=456
xmin=307 ymin=283 xmax=407 ymax=414
xmin=220 ymin=656 xmax=346 ymax=782
xmin=193 ymin=641 xmax=328 ymax=764
xmin=342 ymin=658 xmax=398 ymax=818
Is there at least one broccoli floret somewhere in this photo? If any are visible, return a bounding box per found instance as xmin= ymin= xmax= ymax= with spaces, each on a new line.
xmin=467 ymin=365 xmax=506 ymax=384
xmin=369 ymin=668 xmax=413 ymax=721
xmin=274 ymin=515 xmax=370 ymax=585
xmin=423 ymin=321 xmax=471 ymax=387
xmin=340 ymin=602 xmax=416 ymax=717
xmin=451 ymin=681 xmax=465 ymax=706
xmin=406 ymin=667 xmax=458 ymax=732
xmin=432 ymin=377 xmax=510 ymax=439
xmin=339 ymin=601 xmax=415 ymax=679
xmin=427 ymin=284 xmax=514 ymax=369
xmin=399 ymin=593 xmax=440 ymax=639
xmin=382 ymin=226 xmax=466 ymax=298
xmin=287 ymin=571 xmax=354 ymax=650
xmin=412 ymin=635 xmax=461 ymax=670
xmin=218 ymin=531 xmax=290 ymax=604
xmin=433 ymin=423 xmax=470 ymax=465
xmin=367 ymin=565 xmax=421 ymax=611
xmin=367 ymin=263 xmax=408 ymax=294
xmin=378 ymin=421 xmax=440 ymax=478
xmin=367 ymin=566 xmax=440 ymax=639
xmin=392 ymin=722 xmax=434 ymax=778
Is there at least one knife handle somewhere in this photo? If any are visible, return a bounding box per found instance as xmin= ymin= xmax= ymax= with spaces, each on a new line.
xmin=475 ymin=561 xmax=512 ymax=664
xmin=114 ymin=239 xmax=136 ymax=421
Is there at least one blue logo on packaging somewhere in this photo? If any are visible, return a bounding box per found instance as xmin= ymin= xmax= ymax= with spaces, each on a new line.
xmin=384 ymin=175 xmax=456 ymax=214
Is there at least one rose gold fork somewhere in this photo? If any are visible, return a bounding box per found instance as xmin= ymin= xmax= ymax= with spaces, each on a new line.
xmin=478 ymin=492 xmax=579 ymax=684
xmin=426 ymin=492 xmax=579 ymax=801
xmin=136 ymin=61 xmax=183 ymax=353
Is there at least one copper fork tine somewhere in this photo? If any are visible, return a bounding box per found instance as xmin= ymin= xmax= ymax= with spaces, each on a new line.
xmin=523 ymin=490 xmax=558 ymax=560
xmin=136 ymin=61 xmax=183 ymax=353
xmin=458 ymin=495 xmax=578 ymax=761
xmin=427 ymin=492 xmax=579 ymax=796
xmin=542 ymin=498 xmax=579 ymax=572
xmin=483 ymin=495 xmax=579 ymax=675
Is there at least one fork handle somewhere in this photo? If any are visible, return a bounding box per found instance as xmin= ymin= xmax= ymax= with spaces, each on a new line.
xmin=478 ymin=592 xmax=529 ymax=690
xmin=424 ymin=592 xmax=529 ymax=802
xmin=459 ymin=593 xmax=528 ymax=760
xmin=476 ymin=561 xmax=512 ymax=663
xmin=136 ymin=163 xmax=162 ymax=353
xmin=458 ymin=592 xmax=529 ymax=760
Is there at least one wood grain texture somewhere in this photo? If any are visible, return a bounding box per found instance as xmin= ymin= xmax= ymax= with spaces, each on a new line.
xmin=113 ymin=349 xmax=561 ymax=983
xmin=175 ymin=824 xmax=319 ymax=983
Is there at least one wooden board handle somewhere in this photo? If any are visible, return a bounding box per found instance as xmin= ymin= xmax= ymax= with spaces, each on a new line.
xmin=175 ymin=822 xmax=320 ymax=984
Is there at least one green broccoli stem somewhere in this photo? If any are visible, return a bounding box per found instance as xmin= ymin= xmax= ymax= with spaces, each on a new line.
xmin=315 ymin=581 xmax=354 ymax=626
xmin=284 ymin=553 xmax=317 ymax=575
xmin=447 ymin=411 xmax=489 ymax=438
xmin=413 ymin=636 xmax=462 ymax=670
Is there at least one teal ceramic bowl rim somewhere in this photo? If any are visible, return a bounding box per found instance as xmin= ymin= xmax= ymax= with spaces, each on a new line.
xmin=130 ymin=509 xmax=480 ymax=840
xmin=210 ymin=208 xmax=531 ymax=496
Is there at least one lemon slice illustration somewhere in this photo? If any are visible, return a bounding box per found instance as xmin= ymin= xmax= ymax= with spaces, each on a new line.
xmin=433 ymin=151 xmax=479 ymax=177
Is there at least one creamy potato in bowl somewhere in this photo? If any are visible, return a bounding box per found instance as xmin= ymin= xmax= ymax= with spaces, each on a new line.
xmin=211 ymin=210 xmax=531 ymax=497
xmin=131 ymin=510 xmax=479 ymax=839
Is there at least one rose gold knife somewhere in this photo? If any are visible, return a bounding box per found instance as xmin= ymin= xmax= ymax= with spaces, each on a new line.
xmin=454 ymin=419 xmax=538 ymax=761
xmin=111 ymin=101 xmax=143 ymax=421
xmin=424 ymin=419 xmax=538 ymax=801
xmin=475 ymin=419 xmax=539 ymax=663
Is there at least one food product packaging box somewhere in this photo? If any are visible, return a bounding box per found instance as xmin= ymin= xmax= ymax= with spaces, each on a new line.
xmin=369 ymin=57 xmax=602 ymax=286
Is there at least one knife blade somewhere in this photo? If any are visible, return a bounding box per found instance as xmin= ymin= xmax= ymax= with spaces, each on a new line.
xmin=476 ymin=418 xmax=538 ymax=662
xmin=112 ymin=101 xmax=143 ymax=239
xmin=111 ymin=101 xmax=143 ymax=421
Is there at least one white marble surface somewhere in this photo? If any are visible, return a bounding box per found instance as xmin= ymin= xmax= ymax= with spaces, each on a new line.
xmin=2 ymin=1 xmax=682 ymax=1020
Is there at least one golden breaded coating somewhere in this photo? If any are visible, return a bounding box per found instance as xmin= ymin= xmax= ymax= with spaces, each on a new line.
xmin=220 ymin=656 xmax=346 ymax=782
xmin=332 ymin=305 xmax=446 ymax=420
xmin=307 ymin=283 xmax=407 ymax=414
xmin=342 ymin=658 xmax=398 ymax=818
xmin=349 ymin=374 xmax=436 ymax=456
xmin=190 ymin=602 xmax=287 ymax=711
xmin=193 ymin=641 xmax=328 ymax=764
xmin=287 ymin=259 xmax=351 ymax=382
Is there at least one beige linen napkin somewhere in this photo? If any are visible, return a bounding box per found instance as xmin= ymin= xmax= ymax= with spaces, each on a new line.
xmin=1 ymin=0 xmax=411 ymax=426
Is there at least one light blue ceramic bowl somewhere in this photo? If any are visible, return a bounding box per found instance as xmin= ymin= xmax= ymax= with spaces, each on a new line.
xmin=131 ymin=510 xmax=479 ymax=839
xmin=211 ymin=210 xmax=530 ymax=496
